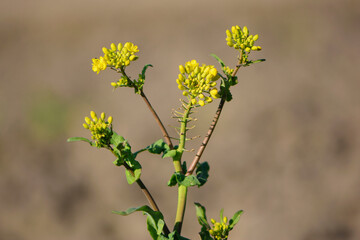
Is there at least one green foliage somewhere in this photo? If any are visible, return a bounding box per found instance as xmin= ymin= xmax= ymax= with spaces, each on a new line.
xmin=145 ymin=139 xmax=179 ymax=159
xmin=167 ymin=173 xmax=201 ymax=187
xmin=67 ymin=137 xmax=95 ymax=146
xmin=196 ymin=162 xmax=210 ymax=187
xmin=113 ymin=205 xmax=165 ymax=240
xmin=229 ymin=210 xmax=244 ymax=230
xmin=111 ymin=133 xmax=142 ymax=184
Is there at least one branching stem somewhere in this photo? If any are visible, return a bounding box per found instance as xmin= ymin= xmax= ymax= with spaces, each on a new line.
xmin=186 ymin=63 xmax=241 ymax=176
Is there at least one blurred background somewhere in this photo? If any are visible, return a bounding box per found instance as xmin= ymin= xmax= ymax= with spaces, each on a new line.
xmin=1 ymin=0 xmax=359 ymax=239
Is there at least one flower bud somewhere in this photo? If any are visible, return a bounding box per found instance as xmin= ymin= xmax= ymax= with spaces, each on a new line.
xmin=85 ymin=117 xmax=91 ymax=125
xmin=108 ymin=116 xmax=113 ymax=124
xmin=253 ymin=34 xmax=259 ymax=41
xmin=179 ymin=65 xmax=185 ymax=74
xmin=90 ymin=111 xmax=97 ymax=121
xmin=243 ymin=26 xmax=248 ymax=36
xmin=198 ymin=100 xmax=205 ymax=106
xmin=100 ymin=112 xmax=105 ymax=120
xmin=231 ymin=26 xmax=236 ymax=33
xmin=210 ymin=88 xmax=219 ymax=98
xmin=129 ymin=55 xmax=137 ymax=61
xmin=83 ymin=123 xmax=89 ymax=129
xmin=102 ymin=47 xmax=109 ymax=54
xmin=110 ymin=43 xmax=116 ymax=51
xmin=226 ymin=29 xmax=232 ymax=38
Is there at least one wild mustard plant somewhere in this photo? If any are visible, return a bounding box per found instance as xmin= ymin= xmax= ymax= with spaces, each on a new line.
xmin=68 ymin=25 xmax=264 ymax=240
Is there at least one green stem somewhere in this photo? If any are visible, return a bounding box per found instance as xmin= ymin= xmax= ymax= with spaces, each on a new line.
xmin=173 ymin=102 xmax=192 ymax=233
xmin=174 ymin=185 xmax=188 ymax=233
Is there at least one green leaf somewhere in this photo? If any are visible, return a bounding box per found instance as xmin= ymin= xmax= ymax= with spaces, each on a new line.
xmin=146 ymin=139 xmax=170 ymax=155
xmin=162 ymin=149 xmax=178 ymax=159
xmin=196 ymin=162 xmax=209 ymax=187
xmin=113 ymin=205 xmax=164 ymax=240
xmin=210 ymin=54 xmax=225 ymax=68
xmin=220 ymin=78 xmax=232 ymax=102
xmin=229 ymin=210 xmax=244 ymax=230
xmin=181 ymin=161 xmax=187 ymax=173
xmin=141 ymin=64 xmax=153 ymax=79
xmin=243 ymin=58 xmax=266 ymax=67
xmin=125 ymin=166 xmax=141 ymax=184
xmin=167 ymin=173 xmax=201 ymax=187
xmin=194 ymin=202 xmax=210 ymax=229
xmin=112 ymin=158 xmax=124 ymax=166
xmin=167 ymin=174 xmax=178 ymax=187
xmin=67 ymin=137 xmax=94 ymax=146
xmin=199 ymin=226 xmax=214 ymax=240
xmin=110 ymin=132 xmax=126 ymax=156
xmin=220 ymin=209 xmax=224 ymax=223
xmin=110 ymin=133 xmax=142 ymax=183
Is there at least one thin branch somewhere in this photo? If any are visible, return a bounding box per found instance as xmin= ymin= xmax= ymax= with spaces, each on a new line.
xmin=186 ymin=64 xmax=241 ymax=176
xmin=140 ymin=91 xmax=174 ymax=150
xmin=186 ymin=97 xmax=225 ymax=176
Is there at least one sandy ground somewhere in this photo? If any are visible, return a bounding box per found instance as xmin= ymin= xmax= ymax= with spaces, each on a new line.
xmin=1 ymin=0 xmax=360 ymax=239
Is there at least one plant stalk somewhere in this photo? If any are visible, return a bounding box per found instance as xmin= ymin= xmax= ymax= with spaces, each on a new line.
xmin=173 ymin=103 xmax=192 ymax=234
xmin=186 ymin=63 xmax=241 ymax=176
xmin=140 ymin=91 xmax=175 ymax=150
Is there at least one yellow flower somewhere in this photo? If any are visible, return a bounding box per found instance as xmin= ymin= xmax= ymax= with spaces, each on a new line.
xmin=176 ymin=60 xmax=220 ymax=107
xmin=83 ymin=111 xmax=113 ymax=147
xmin=226 ymin=25 xmax=261 ymax=54
xmin=92 ymin=42 xmax=139 ymax=74
xmin=209 ymin=217 xmax=230 ymax=240
xmin=92 ymin=56 xmax=107 ymax=74
xmin=103 ymin=42 xmax=139 ymax=69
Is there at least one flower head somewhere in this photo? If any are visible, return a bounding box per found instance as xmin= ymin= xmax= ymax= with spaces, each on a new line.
xmin=83 ymin=111 xmax=113 ymax=147
xmin=91 ymin=42 xmax=139 ymax=74
xmin=92 ymin=56 xmax=107 ymax=74
xmin=226 ymin=25 xmax=262 ymax=53
xmin=209 ymin=217 xmax=230 ymax=240
xmin=177 ymin=60 xmax=220 ymax=106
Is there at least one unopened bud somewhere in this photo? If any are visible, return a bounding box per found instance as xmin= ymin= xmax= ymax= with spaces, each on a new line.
xmin=179 ymin=65 xmax=185 ymax=74
xmin=90 ymin=111 xmax=97 ymax=121
xmin=108 ymin=116 xmax=113 ymax=124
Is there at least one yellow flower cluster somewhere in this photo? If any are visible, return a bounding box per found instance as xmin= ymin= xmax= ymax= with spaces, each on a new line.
xmin=226 ymin=25 xmax=262 ymax=53
xmin=83 ymin=111 xmax=113 ymax=147
xmin=177 ymin=60 xmax=220 ymax=106
xmin=223 ymin=66 xmax=234 ymax=76
xmin=111 ymin=76 xmax=129 ymax=88
xmin=92 ymin=42 xmax=139 ymax=74
xmin=92 ymin=57 xmax=107 ymax=74
xmin=209 ymin=217 xmax=230 ymax=240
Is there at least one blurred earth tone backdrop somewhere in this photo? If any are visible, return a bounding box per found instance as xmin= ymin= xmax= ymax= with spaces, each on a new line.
xmin=1 ymin=0 xmax=359 ymax=239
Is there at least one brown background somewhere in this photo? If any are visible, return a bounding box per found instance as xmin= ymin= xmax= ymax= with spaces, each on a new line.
xmin=1 ymin=0 xmax=359 ymax=239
